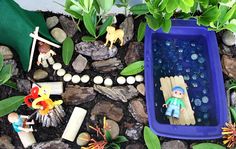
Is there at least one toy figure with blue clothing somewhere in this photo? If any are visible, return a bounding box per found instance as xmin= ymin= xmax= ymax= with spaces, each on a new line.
xmin=163 ymin=86 xmax=186 ymax=118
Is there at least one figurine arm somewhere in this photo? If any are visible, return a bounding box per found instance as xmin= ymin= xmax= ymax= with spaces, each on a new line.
xmin=165 ymin=98 xmax=173 ymax=105
xmin=49 ymin=50 xmax=56 ymax=56
xmin=37 ymin=54 xmax=42 ymax=65
xmin=20 ymin=115 xmax=29 ymax=119
xmin=180 ymin=100 xmax=186 ymax=108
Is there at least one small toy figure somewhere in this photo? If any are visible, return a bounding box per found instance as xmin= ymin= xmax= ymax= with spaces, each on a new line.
xmin=8 ymin=112 xmax=34 ymax=133
xmin=162 ymin=86 xmax=186 ymax=118
xmin=37 ymin=41 xmax=56 ymax=68
xmin=104 ymin=26 xmax=124 ymax=49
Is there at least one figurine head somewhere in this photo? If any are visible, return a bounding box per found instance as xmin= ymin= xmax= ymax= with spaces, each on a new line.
xmin=171 ymin=86 xmax=185 ymax=99
xmin=8 ymin=112 xmax=19 ymax=123
xmin=38 ymin=41 xmax=50 ymax=53
xmin=106 ymin=26 xmax=115 ymax=34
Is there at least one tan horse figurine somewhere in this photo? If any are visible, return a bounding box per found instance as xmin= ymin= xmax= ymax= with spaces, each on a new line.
xmin=104 ymin=26 xmax=124 ymax=49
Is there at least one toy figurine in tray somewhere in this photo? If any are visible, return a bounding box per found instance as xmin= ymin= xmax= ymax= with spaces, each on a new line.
xmin=160 ymin=76 xmax=196 ymax=125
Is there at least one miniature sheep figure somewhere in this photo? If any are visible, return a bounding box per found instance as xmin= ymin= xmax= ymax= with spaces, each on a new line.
xmin=104 ymin=26 xmax=124 ymax=49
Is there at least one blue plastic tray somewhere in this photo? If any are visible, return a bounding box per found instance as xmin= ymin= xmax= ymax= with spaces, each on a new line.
xmin=144 ymin=19 xmax=228 ymax=140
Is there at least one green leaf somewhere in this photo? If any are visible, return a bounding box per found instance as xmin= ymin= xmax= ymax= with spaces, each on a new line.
xmin=179 ymin=0 xmax=191 ymax=13
xmin=192 ymin=143 xmax=226 ymax=149
xmin=130 ymin=4 xmax=149 ymax=15
xmin=221 ymin=5 xmax=236 ymax=25
xmin=4 ymin=80 xmax=17 ymax=89
xmin=197 ymin=6 xmax=220 ymax=26
xmin=113 ymin=136 xmax=128 ymax=144
xmin=162 ymin=19 xmax=171 ymax=33
xmin=0 ymin=54 xmax=3 ymax=71
xmin=82 ymin=36 xmax=96 ymax=42
xmin=116 ymin=4 xmax=127 ymax=8
xmin=224 ymin=23 xmax=236 ymax=32
xmin=105 ymin=131 xmax=113 ymax=142
xmin=230 ymin=107 xmax=236 ymax=122
xmin=144 ymin=126 xmax=161 ymax=149
xmin=65 ymin=9 xmax=83 ymax=19
xmin=65 ymin=0 xmax=73 ymax=9
xmin=83 ymin=12 xmax=96 ymax=37
xmin=218 ymin=5 xmax=229 ymax=24
xmin=62 ymin=37 xmax=74 ymax=65
xmin=0 ymin=96 xmax=25 ymax=117
xmin=159 ymin=0 xmax=168 ymax=11
xmin=166 ymin=0 xmax=178 ymax=13
xmin=0 ymin=64 xmax=12 ymax=85
xmin=181 ymin=0 xmax=194 ymax=7
xmin=120 ymin=61 xmax=144 ymax=76
xmin=137 ymin=22 xmax=146 ymax=42
xmin=96 ymin=0 xmax=114 ymax=13
xmin=93 ymin=0 xmax=100 ymax=14
xmin=98 ymin=16 xmax=113 ymax=37
xmin=146 ymin=15 xmax=162 ymax=31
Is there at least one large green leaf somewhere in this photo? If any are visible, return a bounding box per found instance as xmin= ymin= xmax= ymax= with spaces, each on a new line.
xmin=120 ymin=61 xmax=144 ymax=76
xmin=0 ymin=64 xmax=12 ymax=85
xmin=159 ymin=0 xmax=168 ymax=11
xmin=137 ymin=22 xmax=146 ymax=42
xmin=218 ymin=5 xmax=229 ymax=24
xmin=166 ymin=0 xmax=178 ymax=13
xmin=83 ymin=12 xmax=96 ymax=37
xmin=162 ymin=19 xmax=171 ymax=33
xmin=0 ymin=54 xmax=3 ymax=71
xmin=146 ymin=15 xmax=163 ymax=31
xmin=192 ymin=143 xmax=226 ymax=149
xmin=113 ymin=136 xmax=128 ymax=144
xmin=98 ymin=16 xmax=113 ymax=37
xmin=62 ymin=37 xmax=74 ymax=65
xmin=0 ymin=96 xmax=25 ymax=117
xmin=197 ymin=6 xmax=220 ymax=26
xmin=130 ymin=4 xmax=149 ymax=15
xmin=96 ymin=0 xmax=115 ymax=13
xmin=221 ymin=4 xmax=236 ymax=25
xmin=144 ymin=126 xmax=161 ymax=149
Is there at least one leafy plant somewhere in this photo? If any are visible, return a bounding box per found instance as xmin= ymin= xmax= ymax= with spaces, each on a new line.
xmin=120 ymin=61 xmax=144 ymax=76
xmin=192 ymin=143 xmax=226 ymax=149
xmin=0 ymin=96 xmax=25 ymax=117
xmin=62 ymin=37 xmax=74 ymax=65
xmin=144 ymin=126 xmax=161 ymax=149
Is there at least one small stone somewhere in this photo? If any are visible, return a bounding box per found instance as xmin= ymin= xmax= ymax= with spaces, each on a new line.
xmin=72 ymin=55 xmax=88 ymax=73
xmin=126 ymin=144 xmax=145 ymax=149
xmin=93 ymin=76 xmax=103 ymax=84
xmin=72 ymin=75 xmax=80 ymax=83
xmin=162 ymin=140 xmax=188 ymax=149
xmin=125 ymin=42 xmax=144 ymax=65
xmin=46 ymin=16 xmax=59 ymax=29
xmin=127 ymin=76 xmax=135 ymax=85
xmin=57 ymin=69 xmax=66 ymax=77
xmin=63 ymin=74 xmax=72 ymax=82
xmin=117 ymin=76 xmax=126 ymax=85
xmin=76 ymin=132 xmax=90 ymax=146
xmin=81 ymin=75 xmax=90 ymax=83
xmin=33 ymin=69 xmax=48 ymax=80
xmin=17 ymin=79 xmax=31 ymax=94
xmin=51 ymin=27 xmax=67 ymax=43
xmin=92 ymin=58 xmax=123 ymax=73
xmin=222 ymin=55 xmax=236 ymax=79
xmin=119 ymin=16 xmax=134 ymax=45
xmin=0 ymin=135 xmax=15 ymax=149
xmin=135 ymin=75 xmax=144 ymax=82
xmin=91 ymin=101 xmax=124 ymax=122
xmin=125 ymin=123 xmax=143 ymax=140
xmin=128 ymin=98 xmax=148 ymax=123
xmin=59 ymin=16 xmax=77 ymax=37
xmin=32 ymin=139 xmax=70 ymax=149
xmin=52 ymin=63 xmax=62 ymax=70
xmin=104 ymin=78 xmax=113 ymax=87
xmin=0 ymin=46 xmax=13 ymax=60
xmin=222 ymin=31 xmax=236 ymax=46
xmin=137 ymin=83 xmax=145 ymax=96
xmin=106 ymin=119 xmax=120 ymax=139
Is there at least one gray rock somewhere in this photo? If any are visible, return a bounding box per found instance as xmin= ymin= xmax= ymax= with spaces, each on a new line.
xmin=94 ymin=85 xmax=138 ymax=102
xmin=72 ymin=54 xmax=88 ymax=73
xmin=4 ymin=59 xmax=18 ymax=76
xmin=106 ymin=119 xmax=120 ymax=139
xmin=222 ymin=31 xmax=236 ymax=46
xmin=222 ymin=55 xmax=236 ymax=79
xmin=59 ymin=16 xmax=77 ymax=37
xmin=17 ymin=79 xmax=31 ymax=94
xmin=62 ymin=85 xmax=96 ymax=105
xmin=91 ymin=100 xmax=124 ymax=122
xmin=33 ymin=69 xmax=48 ymax=80
xmin=92 ymin=58 xmax=123 ymax=73
xmin=125 ymin=42 xmax=144 ymax=65
xmin=46 ymin=16 xmax=59 ymax=29
xmin=51 ymin=27 xmax=67 ymax=43
xmin=119 ymin=16 xmax=134 ymax=45
xmin=0 ymin=46 xmax=13 ymax=60
xmin=125 ymin=123 xmax=143 ymax=140
xmin=162 ymin=140 xmax=188 ymax=149
xmin=126 ymin=144 xmax=145 ymax=149
xmin=32 ymin=139 xmax=70 ymax=149
xmin=231 ymin=92 xmax=236 ymax=106
xmin=75 ymin=41 xmax=118 ymax=60
xmin=129 ymin=98 xmax=148 ymax=123
xmin=0 ymin=135 xmax=15 ymax=149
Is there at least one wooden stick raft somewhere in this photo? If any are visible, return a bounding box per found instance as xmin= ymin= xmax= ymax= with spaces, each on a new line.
xmin=160 ymin=76 xmax=196 ymax=125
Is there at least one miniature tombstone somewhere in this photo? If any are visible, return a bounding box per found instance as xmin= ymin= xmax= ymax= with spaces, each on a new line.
xmin=37 ymin=41 xmax=56 ymax=68
xmin=104 ymin=26 xmax=124 ymax=49
xmin=8 ymin=113 xmax=36 ymax=148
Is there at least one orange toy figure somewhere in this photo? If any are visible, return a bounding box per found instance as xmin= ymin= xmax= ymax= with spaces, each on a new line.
xmin=104 ymin=26 xmax=124 ymax=49
xmin=37 ymin=41 xmax=56 ymax=68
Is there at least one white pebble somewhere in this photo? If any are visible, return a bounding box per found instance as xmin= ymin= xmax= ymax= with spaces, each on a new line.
xmin=63 ymin=73 xmax=72 ymax=82
xmin=81 ymin=75 xmax=90 ymax=83
xmin=72 ymin=75 xmax=80 ymax=84
xmin=135 ymin=75 xmax=144 ymax=82
xmin=117 ymin=76 xmax=126 ymax=85
xmin=127 ymin=76 xmax=135 ymax=85
xmin=104 ymin=78 xmax=113 ymax=87
xmin=93 ymin=76 xmax=103 ymax=84
xmin=52 ymin=63 xmax=62 ymax=70
xmin=57 ymin=69 xmax=66 ymax=76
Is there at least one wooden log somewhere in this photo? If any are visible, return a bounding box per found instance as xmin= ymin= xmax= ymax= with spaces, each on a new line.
xmin=32 ymin=82 xmax=63 ymax=95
